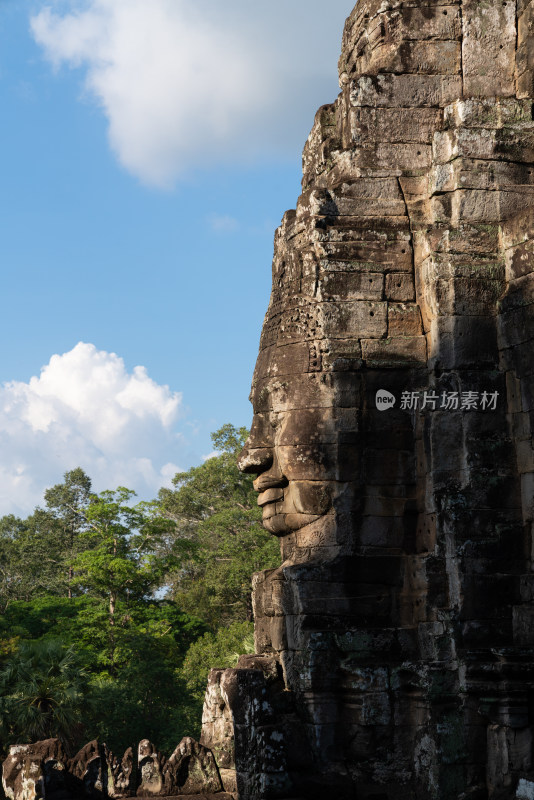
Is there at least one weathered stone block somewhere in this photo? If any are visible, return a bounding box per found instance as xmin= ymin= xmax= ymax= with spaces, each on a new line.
xmin=361 ymin=336 xmax=427 ymax=367
xmin=367 ymin=40 xmax=461 ymax=77
xmin=431 ymin=315 xmax=499 ymax=368
xmin=352 ymin=142 xmax=432 ymax=171
xmin=200 ymin=670 xmax=236 ymax=770
xmin=462 ymin=0 xmax=517 ymax=97
xmin=387 ymin=304 xmax=423 ymax=337
xmin=350 ymin=74 xmax=463 ymax=108
xmin=106 ymin=746 xmax=135 ymax=798
xmin=164 ymin=737 xmax=223 ymax=795
xmin=2 ymin=741 xmax=70 ymax=800
xmin=319 ymin=270 xmax=383 ymax=302
xmin=3 ymin=746 xmax=43 ymax=800
xmin=385 ymin=273 xmax=415 ymax=303
xmin=350 ymin=107 xmax=442 ymax=146
xmin=505 ymin=238 xmax=534 ymax=281
xmin=136 ymin=740 xmax=164 ymax=796
xmin=444 ymin=98 xmax=533 ymax=129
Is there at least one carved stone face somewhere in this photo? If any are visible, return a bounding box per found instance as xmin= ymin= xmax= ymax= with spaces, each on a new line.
xmin=237 ymin=208 xmax=363 ymax=540
xmin=236 ymin=186 xmax=417 ymax=544
xmin=238 ymin=397 xmax=341 ymax=536
xmin=238 ymin=0 xmax=457 ymax=546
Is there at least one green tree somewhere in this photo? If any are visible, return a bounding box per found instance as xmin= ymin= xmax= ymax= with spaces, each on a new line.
xmin=71 ymin=488 xmax=176 ymax=672
xmin=0 ymin=428 xmax=275 ymax=754
xmin=0 ymin=510 xmax=70 ymax=605
xmin=85 ymin=627 xmax=199 ymax=753
xmin=0 ymin=639 xmax=88 ymax=750
xmin=180 ymin=621 xmax=255 ymax=698
xmin=158 ymin=425 xmax=279 ymax=628
xmin=44 ymin=468 xmax=92 ymax=599
xmin=0 ymin=469 xmax=92 ymax=607
xmin=0 ymin=515 xmax=26 ymax=611
xmin=0 ymin=596 xmax=208 ymax=756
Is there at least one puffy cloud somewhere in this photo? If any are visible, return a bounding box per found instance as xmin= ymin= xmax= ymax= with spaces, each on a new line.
xmin=0 ymin=343 xmax=183 ymax=515
xmin=30 ymin=0 xmax=351 ymax=186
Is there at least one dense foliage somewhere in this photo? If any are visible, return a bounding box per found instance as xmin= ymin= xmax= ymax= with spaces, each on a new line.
xmin=0 ymin=426 xmax=278 ymax=758
xmin=158 ymin=424 xmax=278 ymax=627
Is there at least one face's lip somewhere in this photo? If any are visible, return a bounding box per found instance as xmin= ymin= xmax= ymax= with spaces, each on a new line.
xmin=257 ymin=487 xmax=284 ymax=507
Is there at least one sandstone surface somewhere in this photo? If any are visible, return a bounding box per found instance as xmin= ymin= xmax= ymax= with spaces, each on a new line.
xmin=201 ymin=1 xmax=534 ymax=798
xmin=2 ymin=738 xmax=225 ymax=800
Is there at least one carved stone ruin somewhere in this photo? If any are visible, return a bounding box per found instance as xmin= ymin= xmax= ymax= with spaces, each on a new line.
xmin=203 ymin=0 xmax=534 ymax=798
xmin=1 ymin=737 xmax=229 ymax=800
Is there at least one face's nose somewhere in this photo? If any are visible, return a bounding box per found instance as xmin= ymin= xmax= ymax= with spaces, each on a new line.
xmin=237 ymin=442 xmax=273 ymax=474
xmin=238 ymin=411 xmax=287 ymax=493
xmin=237 ymin=412 xmax=275 ymax=475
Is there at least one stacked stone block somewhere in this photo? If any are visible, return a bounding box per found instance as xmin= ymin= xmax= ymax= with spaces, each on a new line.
xmin=209 ymin=1 xmax=534 ymax=798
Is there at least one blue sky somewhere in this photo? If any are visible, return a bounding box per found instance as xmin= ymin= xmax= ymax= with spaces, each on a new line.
xmin=0 ymin=0 xmax=352 ymax=514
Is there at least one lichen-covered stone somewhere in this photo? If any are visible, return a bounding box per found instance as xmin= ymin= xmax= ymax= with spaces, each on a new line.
xmin=2 ymin=740 xmax=69 ymax=800
xmin=104 ymin=746 xmax=135 ymax=799
xmin=2 ymin=737 xmax=224 ymax=800
xmin=136 ymin=740 xmax=165 ymax=797
xmin=163 ymin=737 xmax=222 ymax=796
xmin=70 ymin=739 xmax=107 ymax=797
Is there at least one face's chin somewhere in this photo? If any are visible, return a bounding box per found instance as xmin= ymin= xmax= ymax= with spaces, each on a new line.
xmin=262 ymin=508 xmax=323 ymax=535
xmin=262 ymin=510 xmax=292 ymax=535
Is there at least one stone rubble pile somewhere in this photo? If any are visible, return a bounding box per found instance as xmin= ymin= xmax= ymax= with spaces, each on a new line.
xmin=1 ymin=737 xmax=232 ymax=800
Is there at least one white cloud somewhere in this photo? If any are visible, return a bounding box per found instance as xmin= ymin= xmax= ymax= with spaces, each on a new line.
xmin=30 ymin=0 xmax=352 ymax=187
xmin=209 ymin=214 xmax=239 ymax=233
xmin=0 ymin=343 xmax=183 ymax=515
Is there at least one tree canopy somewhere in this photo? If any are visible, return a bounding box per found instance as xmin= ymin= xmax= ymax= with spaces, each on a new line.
xmin=0 ymin=424 xmax=279 ymax=757
xmin=158 ymin=424 xmax=279 ymax=627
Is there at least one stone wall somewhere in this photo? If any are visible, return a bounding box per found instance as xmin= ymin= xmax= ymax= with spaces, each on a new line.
xmin=204 ymin=1 xmax=534 ymax=798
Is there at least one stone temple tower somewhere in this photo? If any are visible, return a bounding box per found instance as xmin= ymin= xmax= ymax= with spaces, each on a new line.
xmin=200 ymin=2 xmax=534 ymax=798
